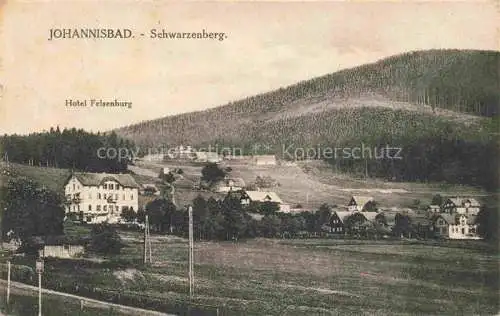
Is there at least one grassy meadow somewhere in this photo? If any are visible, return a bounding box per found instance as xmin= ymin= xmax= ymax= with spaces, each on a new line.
xmin=111 ymin=231 xmax=499 ymax=315
xmin=1 ymin=224 xmax=498 ymax=315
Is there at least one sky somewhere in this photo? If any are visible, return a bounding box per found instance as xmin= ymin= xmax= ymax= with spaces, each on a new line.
xmin=0 ymin=1 xmax=498 ymax=135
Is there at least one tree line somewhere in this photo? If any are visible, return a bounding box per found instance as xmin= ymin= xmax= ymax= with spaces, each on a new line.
xmin=1 ymin=127 xmax=134 ymax=173
xmin=127 ymin=195 xmax=497 ymax=242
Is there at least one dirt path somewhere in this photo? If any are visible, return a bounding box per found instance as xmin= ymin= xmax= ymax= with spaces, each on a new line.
xmin=0 ymin=279 xmax=175 ymax=316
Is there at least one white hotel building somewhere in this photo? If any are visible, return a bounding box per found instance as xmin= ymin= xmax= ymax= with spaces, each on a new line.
xmin=64 ymin=172 xmax=140 ymax=224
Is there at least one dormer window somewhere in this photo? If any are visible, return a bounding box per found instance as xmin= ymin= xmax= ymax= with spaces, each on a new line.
xmin=103 ymin=184 xmax=108 ymax=189
xmin=109 ymin=184 xmax=114 ymax=190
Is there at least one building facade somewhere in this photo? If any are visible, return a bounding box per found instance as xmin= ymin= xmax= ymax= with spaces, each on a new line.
xmin=433 ymin=213 xmax=480 ymax=239
xmin=441 ymin=198 xmax=481 ymax=215
xmin=65 ymin=172 xmax=140 ymax=224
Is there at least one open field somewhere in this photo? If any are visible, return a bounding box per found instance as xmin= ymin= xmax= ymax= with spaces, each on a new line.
xmin=20 ymin=229 xmax=495 ymax=316
xmin=114 ymin=232 xmax=500 ymax=315
xmin=1 ymin=224 xmax=498 ymax=315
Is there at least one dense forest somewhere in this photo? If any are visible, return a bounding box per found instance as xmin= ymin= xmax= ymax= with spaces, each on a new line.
xmin=0 ymin=127 xmax=135 ymax=173
xmin=116 ymin=49 xmax=499 ymax=148
xmin=113 ymin=49 xmax=499 ymax=191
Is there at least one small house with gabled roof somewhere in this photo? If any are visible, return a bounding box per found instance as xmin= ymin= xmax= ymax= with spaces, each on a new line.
xmin=433 ymin=213 xmax=481 ymax=239
xmin=347 ymin=196 xmax=376 ymax=212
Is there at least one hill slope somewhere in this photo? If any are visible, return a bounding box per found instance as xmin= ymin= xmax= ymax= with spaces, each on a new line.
xmin=114 ymin=49 xmax=499 ymax=190
xmin=115 ymin=49 xmax=498 ymax=147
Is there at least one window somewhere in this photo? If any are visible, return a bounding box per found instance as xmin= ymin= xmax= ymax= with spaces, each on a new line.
xmin=63 ymin=245 xmax=70 ymax=250
xmin=88 ymin=205 xmax=92 ymax=211
xmin=104 ymin=193 xmax=107 ymax=199
xmin=462 ymin=228 xmax=465 ymax=235
xmin=116 ymin=185 xmax=120 ymax=190
xmin=110 ymin=206 xmax=114 ymax=215
xmin=103 ymin=184 xmax=107 ymax=189
xmin=97 ymin=205 xmax=101 ymax=211
xmin=86 ymin=216 xmax=92 ymax=222
xmin=123 ymin=194 xmax=125 ymax=200
xmin=115 ymin=206 xmax=119 ymax=212
xmin=115 ymin=194 xmax=118 ymax=200
xmin=98 ymin=193 xmax=101 ymax=199
xmin=73 ymin=183 xmax=75 ymax=190
xmin=104 ymin=205 xmax=107 ymax=211
xmin=109 ymin=184 xmax=114 ymax=190
xmin=130 ymin=194 xmax=134 ymax=200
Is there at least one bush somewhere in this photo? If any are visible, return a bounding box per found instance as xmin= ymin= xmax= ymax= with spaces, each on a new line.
xmin=87 ymin=224 xmax=124 ymax=255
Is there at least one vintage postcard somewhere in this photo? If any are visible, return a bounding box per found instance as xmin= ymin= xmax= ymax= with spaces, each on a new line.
xmin=0 ymin=1 xmax=498 ymax=315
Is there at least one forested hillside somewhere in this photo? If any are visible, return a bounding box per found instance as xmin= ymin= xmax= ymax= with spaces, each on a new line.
xmin=116 ymin=49 xmax=499 ymax=147
xmin=0 ymin=128 xmax=135 ymax=173
xmin=115 ymin=50 xmax=496 ymax=191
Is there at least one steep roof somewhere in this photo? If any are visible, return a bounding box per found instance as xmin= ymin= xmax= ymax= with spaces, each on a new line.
xmin=360 ymin=212 xmax=379 ymax=221
xmin=333 ymin=211 xmax=353 ymax=224
xmin=349 ymin=196 xmax=374 ymax=209
xmin=245 ymin=191 xmax=283 ymax=203
xmin=69 ymin=172 xmax=140 ymax=188
xmin=435 ymin=214 xmax=457 ymax=225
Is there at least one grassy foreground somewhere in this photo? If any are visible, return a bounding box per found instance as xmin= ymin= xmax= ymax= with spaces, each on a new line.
xmin=113 ymin=232 xmax=499 ymax=315
xmin=0 ymin=289 xmax=123 ymax=316
xmin=1 ymin=228 xmax=498 ymax=315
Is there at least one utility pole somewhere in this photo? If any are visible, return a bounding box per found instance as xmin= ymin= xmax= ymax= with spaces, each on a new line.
xmin=143 ymin=215 xmax=152 ymax=264
xmin=36 ymin=258 xmax=44 ymax=316
xmin=38 ymin=272 xmax=42 ymax=316
xmin=188 ymin=205 xmax=194 ymax=300
xmin=6 ymin=261 xmax=11 ymax=305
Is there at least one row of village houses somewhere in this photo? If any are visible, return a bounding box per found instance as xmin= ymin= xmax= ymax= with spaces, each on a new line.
xmin=63 ymin=172 xmax=484 ymax=241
